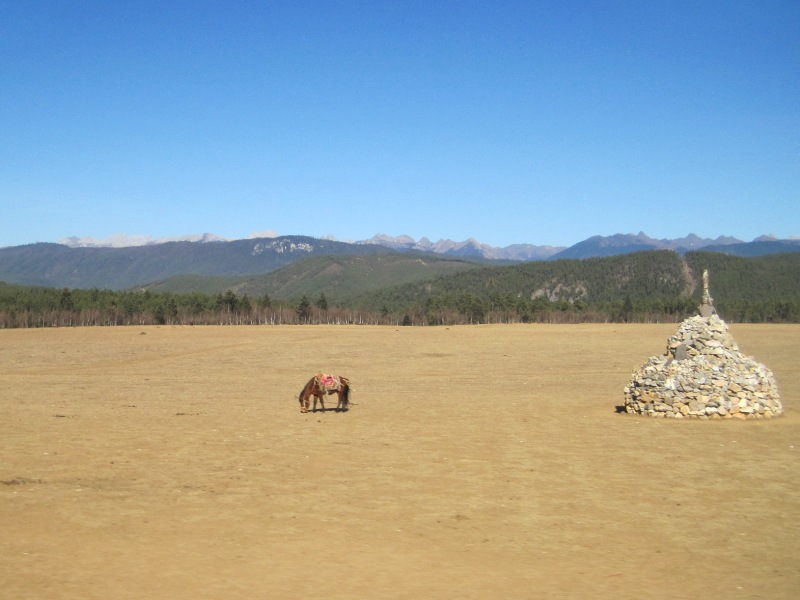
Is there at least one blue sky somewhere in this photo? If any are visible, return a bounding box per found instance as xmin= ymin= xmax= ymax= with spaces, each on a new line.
xmin=1 ymin=0 xmax=798 ymax=248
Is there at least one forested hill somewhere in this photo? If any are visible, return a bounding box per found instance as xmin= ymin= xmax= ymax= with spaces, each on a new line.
xmin=352 ymin=250 xmax=687 ymax=312
xmin=349 ymin=250 xmax=800 ymax=323
xmin=141 ymin=254 xmax=483 ymax=299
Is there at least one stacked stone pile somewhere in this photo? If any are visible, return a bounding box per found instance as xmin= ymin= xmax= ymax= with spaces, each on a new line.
xmin=623 ymin=314 xmax=782 ymax=419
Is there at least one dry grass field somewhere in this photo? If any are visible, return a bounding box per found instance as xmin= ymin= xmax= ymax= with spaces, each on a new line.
xmin=1 ymin=323 xmax=798 ymax=599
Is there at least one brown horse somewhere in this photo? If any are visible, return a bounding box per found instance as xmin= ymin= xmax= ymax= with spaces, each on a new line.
xmin=298 ymin=373 xmax=351 ymax=413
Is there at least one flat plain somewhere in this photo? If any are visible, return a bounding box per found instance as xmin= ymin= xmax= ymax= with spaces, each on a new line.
xmin=1 ymin=323 xmax=798 ymax=599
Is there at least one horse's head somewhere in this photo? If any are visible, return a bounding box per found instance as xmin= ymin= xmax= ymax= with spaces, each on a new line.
xmin=298 ymin=377 xmax=315 ymax=412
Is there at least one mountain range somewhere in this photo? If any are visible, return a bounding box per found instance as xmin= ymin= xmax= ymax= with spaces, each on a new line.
xmin=57 ymin=231 xmax=799 ymax=261
xmin=1 ymin=232 xmax=798 ymax=291
xmin=358 ymin=232 xmax=800 ymax=260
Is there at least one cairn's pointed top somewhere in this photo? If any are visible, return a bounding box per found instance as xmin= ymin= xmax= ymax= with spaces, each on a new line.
xmin=699 ymin=269 xmax=716 ymax=317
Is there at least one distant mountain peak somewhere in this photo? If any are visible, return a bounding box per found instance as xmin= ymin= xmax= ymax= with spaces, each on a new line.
xmin=548 ymin=232 xmax=753 ymax=260
xmin=360 ymin=234 xmax=564 ymax=261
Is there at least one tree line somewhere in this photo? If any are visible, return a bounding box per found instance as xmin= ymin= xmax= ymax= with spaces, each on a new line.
xmin=1 ymin=282 xmax=797 ymax=329
xmin=0 ymin=285 xmax=406 ymax=328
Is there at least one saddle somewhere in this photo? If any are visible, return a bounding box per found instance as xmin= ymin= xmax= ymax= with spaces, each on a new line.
xmin=315 ymin=373 xmax=342 ymax=391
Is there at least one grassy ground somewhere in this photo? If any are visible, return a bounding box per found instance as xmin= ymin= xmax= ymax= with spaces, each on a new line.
xmin=1 ymin=323 xmax=798 ymax=599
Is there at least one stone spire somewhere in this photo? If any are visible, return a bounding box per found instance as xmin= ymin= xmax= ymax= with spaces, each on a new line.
xmin=699 ymin=269 xmax=716 ymax=317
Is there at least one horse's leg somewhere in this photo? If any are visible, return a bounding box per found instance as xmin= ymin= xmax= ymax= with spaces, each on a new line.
xmin=300 ymin=394 xmax=308 ymax=413
xmin=324 ymin=390 xmax=336 ymax=412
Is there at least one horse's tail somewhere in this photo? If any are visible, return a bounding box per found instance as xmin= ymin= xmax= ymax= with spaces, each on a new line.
xmin=341 ymin=378 xmax=350 ymax=408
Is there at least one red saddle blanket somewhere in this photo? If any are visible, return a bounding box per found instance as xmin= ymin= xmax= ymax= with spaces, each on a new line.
xmin=315 ymin=373 xmax=342 ymax=391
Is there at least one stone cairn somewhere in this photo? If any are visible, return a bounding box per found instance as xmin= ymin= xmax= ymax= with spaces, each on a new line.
xmin=623 ymin=270 xmax=782 ymax=419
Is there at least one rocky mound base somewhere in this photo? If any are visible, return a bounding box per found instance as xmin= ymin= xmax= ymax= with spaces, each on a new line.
xmin=623 ymin=315 xmax=782 ymax=419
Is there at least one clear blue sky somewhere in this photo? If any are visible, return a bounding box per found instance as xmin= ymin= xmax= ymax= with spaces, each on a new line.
xmin=1 ymin=0 xmax=798 ymax=248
